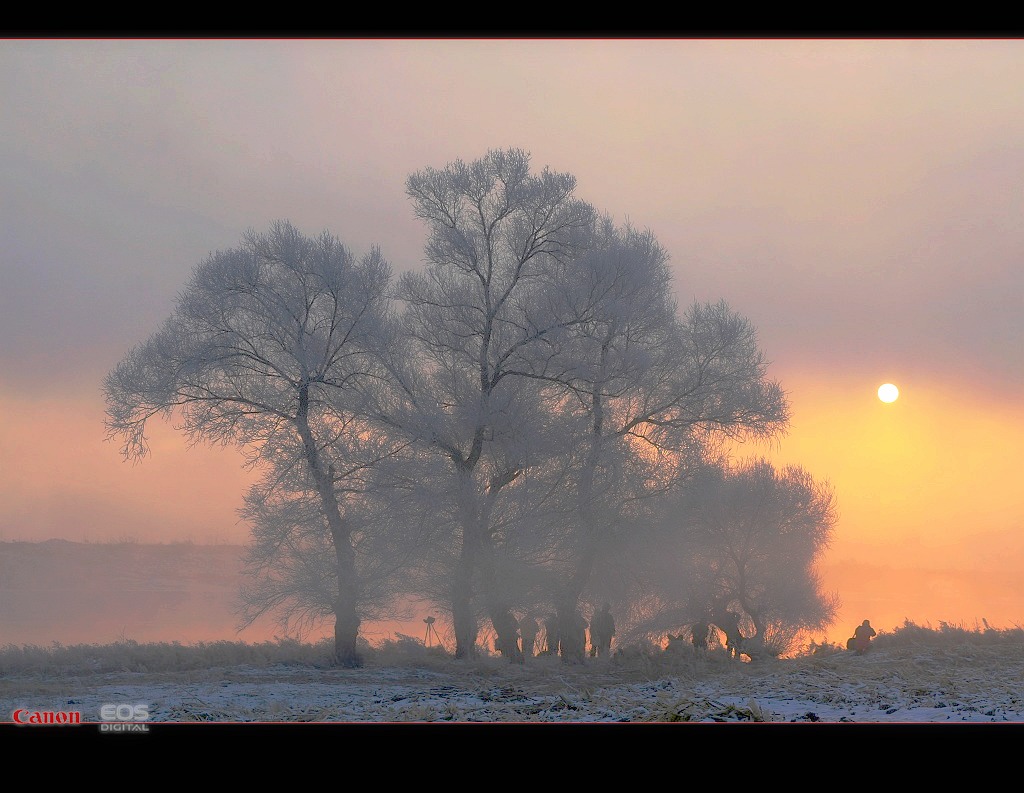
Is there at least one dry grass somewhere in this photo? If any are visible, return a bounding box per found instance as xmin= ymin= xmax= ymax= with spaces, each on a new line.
xmin=2 ymin=621 xmax=1023 ymax=722
xmin=2 ymin=618 xmax=1020 ymax=677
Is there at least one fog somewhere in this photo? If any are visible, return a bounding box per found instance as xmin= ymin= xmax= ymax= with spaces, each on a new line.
xmin=1 ymin=38 xmax=1022 ymax=655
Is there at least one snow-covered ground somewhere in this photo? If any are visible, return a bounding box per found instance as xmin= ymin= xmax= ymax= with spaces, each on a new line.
xmin=4 ymin=643 xmax=1023 ymax=726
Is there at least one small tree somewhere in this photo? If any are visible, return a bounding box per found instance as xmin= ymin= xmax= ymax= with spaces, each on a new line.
xmin=635 ymin=458 xmax=840 ymax=656
xmin=103 ymin=221 xmax=396 ymax=666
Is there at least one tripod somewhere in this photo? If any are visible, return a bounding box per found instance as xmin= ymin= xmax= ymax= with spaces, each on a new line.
xmin=423 ymin=616 xmax=442 ymax=648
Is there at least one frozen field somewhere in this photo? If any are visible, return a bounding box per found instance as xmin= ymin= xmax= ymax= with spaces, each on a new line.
xmin=4 ymin=641 xmax=1023 ymax=725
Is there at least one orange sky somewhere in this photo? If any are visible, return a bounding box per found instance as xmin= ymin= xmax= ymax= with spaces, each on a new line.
xmin=1 ymin=371 xmax=1020 ymax=648
xmin=1 ymin=39 xmax=1022 ymax=649
xmin=761 ymin=371 xmax=1024 ymax=644
xmin=763 ymin=371 xmax=1024 ymax=571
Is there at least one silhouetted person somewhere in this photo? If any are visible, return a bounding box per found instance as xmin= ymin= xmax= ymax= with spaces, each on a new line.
xmin=589 ymin=603 xmax=615 ymax=658
xmin=494 ymin=615 xmax=521 ymax=659
xmin=851 ymin=619 xmax=876 ymax=655
xmin=542 ymin=613 xmax=560 ymax=656
xmin=572 ymin=611 xmax=589 ymax=664
xmin=519 ymin=612 xmax=539 ymax=659
xmin=691 ymin=620 xmax=710 ymax=652
xmin=717 ymin=610 xmax=743 ymax=659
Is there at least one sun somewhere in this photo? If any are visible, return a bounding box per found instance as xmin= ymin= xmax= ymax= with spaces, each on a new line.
xmin=877 ymin=383 xmax=899 ymax=403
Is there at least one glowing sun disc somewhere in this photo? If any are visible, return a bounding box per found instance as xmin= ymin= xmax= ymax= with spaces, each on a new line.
xmin=877 ymin=383 xmax=899 ymax=403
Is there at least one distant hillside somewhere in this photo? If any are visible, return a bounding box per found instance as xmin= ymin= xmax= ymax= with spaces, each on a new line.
xmin=1 ymin=540 xmax=1020 ymax=648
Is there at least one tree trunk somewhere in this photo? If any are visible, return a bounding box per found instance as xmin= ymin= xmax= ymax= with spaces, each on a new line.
xmin=331 ymin=530 xmax=362 ymax=668
xmin=554 ymin=364 xmax=607 ymax=665
xmin=453 ymin=472 xmax=480 ymax=658
xmin=296 ymin=384 xmax=362 ymax=667
xmin=450 ymin=545 xmax=478 ymax=659
xmin=477 ymin=514 xmax=522 ymax=663
xmin=554 ymin=537 xmax=601 ymax=664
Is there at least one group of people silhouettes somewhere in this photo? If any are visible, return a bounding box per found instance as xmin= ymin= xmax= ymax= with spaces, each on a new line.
xmin=512 ymin=603 xmax=616 ymax=660
xmin=498 ymin=607 xmax=876 ymax=660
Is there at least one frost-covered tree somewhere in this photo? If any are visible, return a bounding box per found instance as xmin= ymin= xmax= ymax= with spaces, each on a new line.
xmin=386 ymin=148 xmax=597 ymax=659
xmin=384 ymin=148 xmax=790 ymax=664
xmin=103 ymin=221 xmax=398 ymax=667
xmin=518 ymin=218 xmax=791 ymax=663
xmin=237 ymin=419 xmax=420 ymax=646
xmin=373 ymin=373 xmax=571 ymax=659
xmin=629 ymin=458 xmax=839 ymax=657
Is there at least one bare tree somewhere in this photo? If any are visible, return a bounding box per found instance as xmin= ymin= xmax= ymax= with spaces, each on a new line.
xmin=103 ymin=221 xmax=397 ymax=666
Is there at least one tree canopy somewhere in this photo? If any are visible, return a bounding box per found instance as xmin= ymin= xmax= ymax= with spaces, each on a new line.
xmin=105 ymin=148 xmax=840 ymax=665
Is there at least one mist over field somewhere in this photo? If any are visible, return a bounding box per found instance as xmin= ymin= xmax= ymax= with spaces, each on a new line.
xmin=2 ymin=541 xmax=1019 ymax=650
xmin=2 ymin=41 xmax=1023 ymax=733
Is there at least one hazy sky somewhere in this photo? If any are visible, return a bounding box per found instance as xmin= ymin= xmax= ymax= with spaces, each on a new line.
xmin=2 ymin=38 xmax=1022 ymax=637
